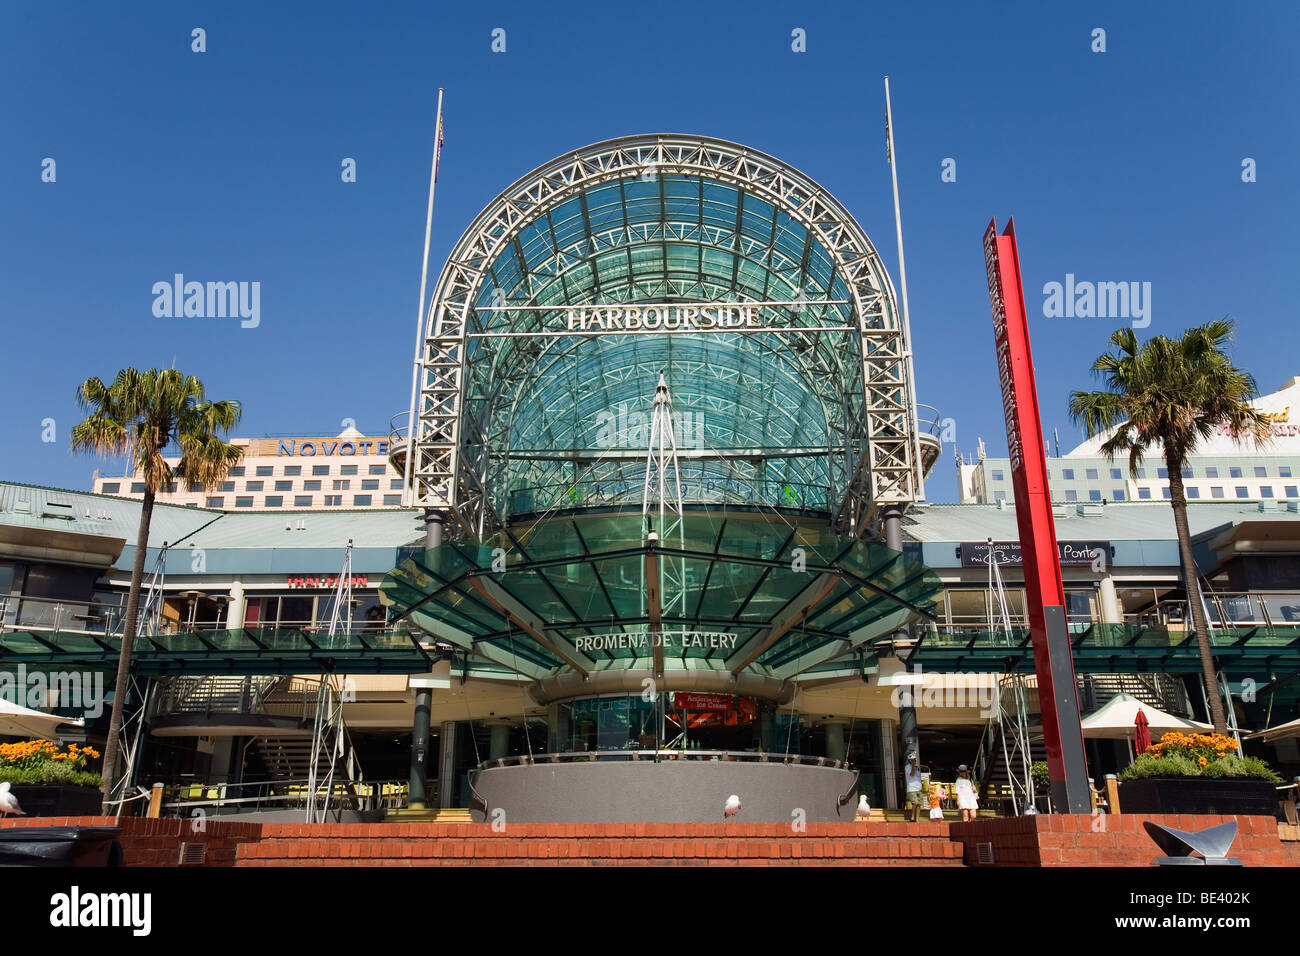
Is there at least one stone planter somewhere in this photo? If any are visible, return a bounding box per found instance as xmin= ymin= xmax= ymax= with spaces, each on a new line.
xmin=1118 ymin=776 xmax=1278 ymax=816
xmin=7 ymin=784 xmax=103 ymax=817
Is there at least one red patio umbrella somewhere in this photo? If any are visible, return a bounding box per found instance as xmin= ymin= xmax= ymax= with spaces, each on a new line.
xmin=1134 ymin=708 xmax=1151 ymax=755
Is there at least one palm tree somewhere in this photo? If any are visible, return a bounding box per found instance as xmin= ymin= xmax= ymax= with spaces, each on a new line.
xmin=1068 ymin=319 xmax=1269 ymax=733
xmin=71 ymin=368 xmax=242 ymax=812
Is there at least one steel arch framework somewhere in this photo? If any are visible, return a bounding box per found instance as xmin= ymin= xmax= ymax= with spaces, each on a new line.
xmin=407 ymin=134 xmax=920 ymax=537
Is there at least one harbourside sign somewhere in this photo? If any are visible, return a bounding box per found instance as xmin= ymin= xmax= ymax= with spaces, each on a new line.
xmin=567 ymin=304 xmax=762 ymax=333
xmin=573 ymin=630 xmax=739 ymax=653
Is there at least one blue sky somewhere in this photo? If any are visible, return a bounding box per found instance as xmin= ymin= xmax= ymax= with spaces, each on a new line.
xmin=2 ymin=1 xmax=1297 ymax=502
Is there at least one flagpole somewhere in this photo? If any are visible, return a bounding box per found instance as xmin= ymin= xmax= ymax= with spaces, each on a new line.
xmin=884 ymin=76 xmax=926 ymax=501
xmin=403 ymin=88 xmax=444 ymax=507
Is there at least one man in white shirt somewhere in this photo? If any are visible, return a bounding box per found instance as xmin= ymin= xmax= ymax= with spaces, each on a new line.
xmin=903 ymin=751 xmax=923 ymax=822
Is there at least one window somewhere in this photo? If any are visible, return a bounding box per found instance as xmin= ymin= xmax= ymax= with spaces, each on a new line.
xmin=235 ymin=496 xmax=253 ymax=508
xmin=246 ymin=481 xmax=264 ymax=491
xmin=369 ymin=464 xmax=387 ymax=475
xmin=1280 ymin=466 xmax=1293 ymax=478
xmin=994 ymin=490 xmax=1007 ymax=502
xmin=333 ymin=479 xmax=350 ymax=491
xmin=1085 ymin=468 xmax=1098 ymax=480
xmin=230 ymin=466 xmax=245 ymax=477
xmin=1211 ymin=486 xmax=1225 ymax=498
xmin=324 ymin=495 xmax=342 ymax=506
xmin=221 ymin=481 xmax=234 ymax=492
xmin=341 ymin=465 xmax=358 ymax=476
xmin=1255 ymin=466 xmax=1268 ymax=478
xmin=206 ymin=496 xmax=224 ymax=508
xmin=1062 ymin=468 xmax=1075 ymax=480
xmin=164 ymin=482 xmax=177 ymax=493
xmin=353 ymin=495 xmax=372 ymax=506
xmin=274 ymin=480 xmax=292 ymax=491
xmin=383 ymin=494 xmax=402 ymax=506
xmin=991 ymin=469 xmax=1005 ymax=481
xmin=362 ymin=479 xmax=379 ymax=490
xmin=1162 ymin=488 xmax=1172 ymax=499
xmin=312 ymin=465 xmax=330 ymax=476
xmin=390 ymin=479 xmax=404 ymax=490
xmin=1235 ymin=486 xmax=1249 ymax=498
xmin=1287 ymin=486 xmax=1298 ymax=498
xmin=1187 ymin=487 xmax=1200 ymax=499
xmin=264 ymin=496 xmax=283 ymax=507
xmin=294 ymin=495 xmax=313 ymax=506
xmin=1088 ymin=490 xmax=1101 ymax=501
xmin=303 ymin=480 xmax=321 ymax=491
xmin=1138 ymin=488 xmax=1152 ymax=500
xmin=256 ymin=466 xmax=273 ymax=476
xmin=130 ymin=482 xmax=146 ymax=493
xmin=1109 ymin=468 xmax=1122 ymax=480
xmin=1157 ymin=468 xmax=1168 ymax=478
xmin=1135 ymin=468 xmax=1147 ymax=479
xmin=1261 ymin=486 xmax=1275 ymax=498
xmin=1230 ymin=467 xmax=1243 ymax=478
xmin=1205 ymin=467 xmax=1219 ymax=478
xmin=1065 ymin=490 xmax=1078 ymax=501
xmin=101 ymin=482 xmax=120 ymax=493
xmin=283 ymin=465 xmax=302 ymax=476
xmin=1113 ymin=489 xmax=1126 ymax=501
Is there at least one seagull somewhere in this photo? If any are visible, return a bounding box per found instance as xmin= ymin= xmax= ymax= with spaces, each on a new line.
xmin=0 ymin=782 xmax=25 ymax=817
xmin=724 ymin=794 xmax=741 ymax=819
xmin=856 ymin=794 xmax=871 ymax=819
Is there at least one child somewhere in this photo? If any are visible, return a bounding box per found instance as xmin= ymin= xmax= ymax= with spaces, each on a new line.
xmin=928 ymin=781 xmax=945 ymax=822
xmin=954 ymin=764 xmax=979 ymax=822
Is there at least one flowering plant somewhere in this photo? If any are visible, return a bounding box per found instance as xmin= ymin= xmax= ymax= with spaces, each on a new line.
xmin=0 ymin=739 xmax=102 ymax=787
xmin=1119 ymin=731 xmax=1280 ymax=782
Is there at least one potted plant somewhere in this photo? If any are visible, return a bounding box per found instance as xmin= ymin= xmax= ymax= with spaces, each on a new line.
xmin=0 ymin=740 xmax=104 ymax=816
xmin=1117 ymin=732 xmax=1281 ymax=815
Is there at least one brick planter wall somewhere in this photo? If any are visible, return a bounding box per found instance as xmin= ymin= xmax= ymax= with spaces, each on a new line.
xmin=949 ymin=814 xmax=1292 ymax=866
xmin=0 ymin=816 xmax=263 ymax=867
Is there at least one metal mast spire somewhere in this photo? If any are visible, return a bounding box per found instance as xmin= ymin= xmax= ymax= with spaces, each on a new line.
xmin=641 ymin=372 xmax=688 ymax=624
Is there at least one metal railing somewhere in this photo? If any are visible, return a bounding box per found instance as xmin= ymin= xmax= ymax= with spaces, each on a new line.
xmin=0 ymin=595 xmax=124 ymax=635
xmin=160 ymin=777 xmax=408 ymax=817
xmin=476 ymin=750 xmax=850 ymax=770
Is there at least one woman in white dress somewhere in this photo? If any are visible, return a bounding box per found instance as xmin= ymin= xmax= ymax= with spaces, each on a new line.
xmin=954 ymin=764 xmax=979 ymax=822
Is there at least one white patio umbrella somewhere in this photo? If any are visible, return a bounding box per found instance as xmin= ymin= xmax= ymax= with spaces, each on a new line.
xmin=1244 ymin=716 xmax=1300 ymax=745
xmin=1081 ymin=693 xmax=1213 ymax=761
xmin=0 ymin=698 xmax=85 ymax=738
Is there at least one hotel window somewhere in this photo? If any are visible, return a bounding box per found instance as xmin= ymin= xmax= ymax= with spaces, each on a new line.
xmin=303 ymin=480 xmax=321 ymax=491
xmin=993 ymin=491 xmax=1006 ymax=503
xmin=1110 ymin=468 xmax=1122 ymax=480
xmin=164 ymin=483 xmax=177 ymax=493
xmin=383 ymin=494 xmax=402 ymax=506
xmin=1162 ymin=488 xmax=1171 ymax=499
xmin=256 ymin=466 xmax=273 ymax=476
xmin=283 ymin=465 xmax=301 ymax=476
xmin=264 ymin=496 xmax=283 ymax=507
xmin=206 ymin=496 xmax=224 ymax=508
xmin=1179 ymin=468 xmax=1191 ymax=478
xmin=353 ymin=495 xmax=372 ymax=506
xmin=361 ymin=479 xmax=379 ymax=490
xmin=274 ymin=480 xmax=292 ymax=491
xmin=1230 ymin=467 xmax=1243 ymax=478
xmin=324 ymin=495 xmax=342 ymax=506
xmin=1205 ymin=467 xmax=1219 ymax=478
xmin=188 ymin=482 xmax=202 ymax=493
xmin=229 ymin=466 xmax=245 ymax=476
xmin=1135 ymin=468 xmax=1147 ymax=479
xmin=294 ymin=495 xmax=313 ymax=506
xmin=1261 ymin=486 xmax=1275 ymax=498
xmin=1281 ymin=466 xmax=1293 ymax=478
xmin=131 ymin=482 xmax=146 ymax=493
xmin=101 ymin=482 xmax=120 ymax=493
xmin=1062 ymin=468 xmax=1075 ymax=480
xmin=1211 ymin=486 xmax=1225 ymax=498
xmin=1255 ymin=466 xmax=1268 ymax=478
xmin=246 ymin=481 xmax=264 ymax=491
xmin=389 ymin=479 xmax=403 ymax=490
xmin=1085 ymin=468 xmax=1098 ymax=480
xmin=235 ymin=496 xmax=253 ymax=508
xmin=1235 ymin=486 xmax=1249 ymax=498
xmin=312 ymin=465 xmax=330 ymax=476
xmin=1089 ymin=490 xmax=1101 ymax=501
xmin=1138 ymin=488 xmax=1152 ymax=499
xmin=1157 ymin=468 xmax=1168 ymax=478
xmin=991 ymin=469 xmax=1005 ymax=481
xmin=369 ymin=464 xmax=386 ymax=475
xmin=221 ymin=481 xmax=234 ymax=492
xmin=1065 ymin=490 xmax=1078 ymax=501
xmin=1187 ymin=487 xmax=1200 ymax=499
xmin=333 ymin=479 xmax=350 ymax=491
xmin=1113 ymin=489 xmax=1126 ymax=501
xmin=341 ymin=464 xmax=358 ymax=475
xmin=1287 ymin=486 xmax=1298 ymax=498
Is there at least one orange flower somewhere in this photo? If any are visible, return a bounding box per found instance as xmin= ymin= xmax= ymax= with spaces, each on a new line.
xmin=1198 ymin=756 xmax=1208 ymax=766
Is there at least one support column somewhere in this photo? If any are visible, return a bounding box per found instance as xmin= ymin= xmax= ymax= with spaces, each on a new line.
xmin=488 ymin=721 xmax=511 ymax=761
xmin=884 ymin=504 xmax=920 ymax=766
xmin=879 ymin=718 xmax=899 ymax=810
xmin=1098 ymin=574 xmax=1122 ymax=625
xmin=823 ymin=721 xmax=847 ymax=764
xmin=438 ymin=720 xmax=457 ymax=809
xmin=409 ymin=509 xmax=443 ymax=809
xmin=226 ymin=581 xmax=246 ymax=630
xmin=759 ymin=703 xmax=776 ymax=753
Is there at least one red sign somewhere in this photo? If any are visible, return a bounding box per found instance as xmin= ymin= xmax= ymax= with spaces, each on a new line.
xmin=287 ymin=575 xmax=368 ymax=589
xmin=671 ymin=692 xmax=733 ymax=713
xmin=984 ymin=218 xmax=1085 ymax=794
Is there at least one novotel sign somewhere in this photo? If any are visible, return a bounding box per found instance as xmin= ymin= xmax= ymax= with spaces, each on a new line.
xmin=567 ymin=304 xmax=763 ymax=333
xmin=273 ymin=439 xmax=389 ymax=457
